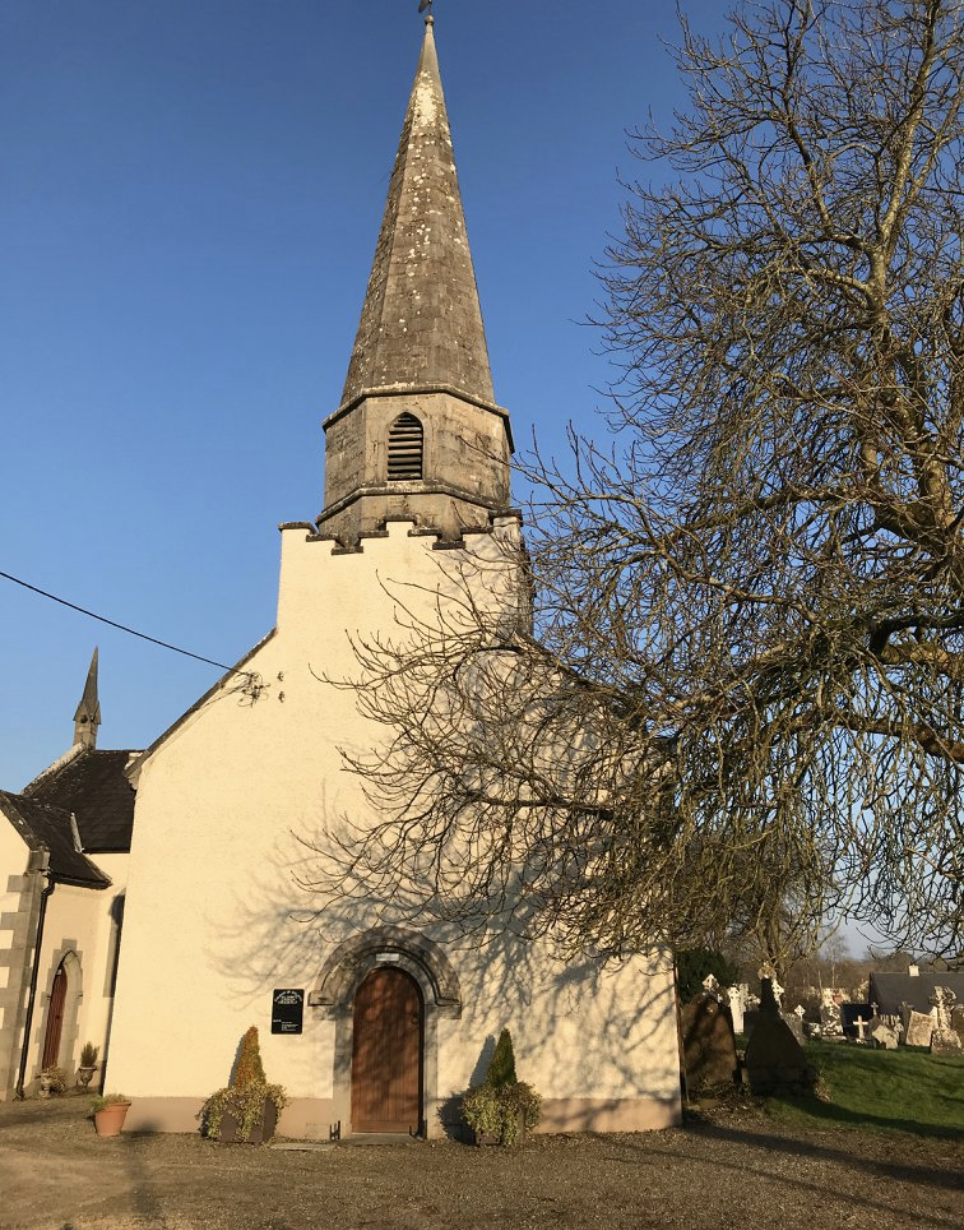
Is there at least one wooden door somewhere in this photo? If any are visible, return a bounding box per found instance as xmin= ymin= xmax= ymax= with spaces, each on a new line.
xmin=42 ymin=962 xmax=67 ymax=1069
xmin=351 ymin=967 xmax=423 ymax=1133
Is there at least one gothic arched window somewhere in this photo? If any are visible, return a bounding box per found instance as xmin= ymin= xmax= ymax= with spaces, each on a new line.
xmin=387 ymin=413 xmax=424 ymax=481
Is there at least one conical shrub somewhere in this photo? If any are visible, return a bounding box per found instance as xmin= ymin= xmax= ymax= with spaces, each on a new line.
xmin=232 ymin=1026 xmax=267 ymax=1090
xmin=486 ymin=1028 xmax=518 ymax=1089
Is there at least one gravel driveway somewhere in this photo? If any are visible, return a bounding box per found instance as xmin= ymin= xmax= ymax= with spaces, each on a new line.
xmin=1 ymin=1097 xmax=961 ymax=1230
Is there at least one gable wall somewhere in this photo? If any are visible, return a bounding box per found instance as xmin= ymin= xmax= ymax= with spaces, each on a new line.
xmin=107 ymin=523 xmax=680 ymax=1134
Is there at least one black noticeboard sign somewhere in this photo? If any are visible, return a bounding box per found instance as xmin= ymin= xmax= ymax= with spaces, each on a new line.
xmin=272 ymin=988 xmax=304 ymax=1035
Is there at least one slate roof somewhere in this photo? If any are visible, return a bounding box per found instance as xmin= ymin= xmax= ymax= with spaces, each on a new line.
xmin=23 ymin=748 xmax=137 ymax=853
xmin=0 ymin=792 xmax=109 ymax=888
xmin=339 ymin=17 xmax=495 ymax=408
xmin=869 ymin=970 xmax=964 ymax=1016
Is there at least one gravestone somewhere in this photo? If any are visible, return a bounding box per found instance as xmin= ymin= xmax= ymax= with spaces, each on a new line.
xmin=841 ymin=1002 xmax=873 ymax=1039
xmin=745 ymin=979 xmax=817 ymax=1098
xmin=905 ymin=1009 xmax=934 ymax=1048
xmin=931 ymin=985 xmax=955 ymax=1029
xmin=929 ymin=987 xmax=963 ymax=1056
xmin=819 ymin=989 xmax=845 ymax=1041
xmin=869 ymin=1018 xmax=900 ymax=1050
xmin=681 ymin=994 xmax=738 ymax=1094
xmin=951 ymin=1004 xmax=964 ymax=1045
xmin=702 ymin=973 xmax=721 ymax=999
xmin=783 ymin=1006 xmax=805 ymax=1045
xmin=725 ymin=984 xmax=747 ymax=1035
xmin=758 ymin=967 xmax=785 ymax=1010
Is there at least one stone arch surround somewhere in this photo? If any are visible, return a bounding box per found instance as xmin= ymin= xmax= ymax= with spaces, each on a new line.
xmin=309 ymin=926 xmax=461 ymax=1138
xmin=38 ymin=945 xmax=83 ymax=1079
xmin=309 ymin=925 xmax=461 ymax=1014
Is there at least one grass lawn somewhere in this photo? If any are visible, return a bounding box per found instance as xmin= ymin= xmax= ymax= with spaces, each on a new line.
xmin=766 ymin=1039 xmax=964 ymax=1139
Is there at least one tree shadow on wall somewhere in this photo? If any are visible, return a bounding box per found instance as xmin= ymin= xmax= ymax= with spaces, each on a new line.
xmin=205 ymin=832 xmax=680 ymax=1144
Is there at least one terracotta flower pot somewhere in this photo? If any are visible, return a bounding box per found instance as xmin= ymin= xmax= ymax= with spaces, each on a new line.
xmin=94 ymin=1101 xmax=131 ymax=1137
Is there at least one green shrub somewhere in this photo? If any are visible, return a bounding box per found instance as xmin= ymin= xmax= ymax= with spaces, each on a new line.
xmin=487 ymin=1029 xmax=518 ymax=1088
xmin=202 ymin=1027 xmax=287 ymax=1143
xmin=202 ymin=1082 xmax=288 ymax=1143
xmin=79 ymin=1042 xmax=99 ymax=1068
xmin=90 ymin=1092 xmax=129 ymax=1112
xmin=460 ymin=1028 xmax=542 ymax=1145
xmin=40 ymin=1066 xmax=67 ymax=1095
xmin=232 ymin=1025 xmax=267 ymax=1089
xmin=461 ymin=1080 xmax=541 ymax=1145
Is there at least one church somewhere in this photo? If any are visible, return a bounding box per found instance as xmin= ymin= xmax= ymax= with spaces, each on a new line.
xmin=1 ymin=14 xmax=681 ymax=1137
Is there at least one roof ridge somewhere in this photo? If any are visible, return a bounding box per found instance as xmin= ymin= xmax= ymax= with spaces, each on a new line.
xmin=21 ymin=742 xmax=87 ymax=796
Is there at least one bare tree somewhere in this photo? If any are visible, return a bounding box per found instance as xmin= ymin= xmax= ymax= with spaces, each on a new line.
xmin=528 ymin=0 xmax=964 ymax=959
xmin=306 ymin=0 xmax=964 ymax=963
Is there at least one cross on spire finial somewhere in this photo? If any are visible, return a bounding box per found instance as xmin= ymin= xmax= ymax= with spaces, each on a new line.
xmin=418 ymin=0 xmax=433 ymax=21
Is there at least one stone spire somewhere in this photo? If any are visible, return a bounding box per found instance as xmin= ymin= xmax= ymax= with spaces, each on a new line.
xmin=73 ymin=647 xmax=101 ymax=750
xmin=317 ymin=15 xmax=513 ymax=545
xmin=340 ymin=14 xmax=494 ymax=406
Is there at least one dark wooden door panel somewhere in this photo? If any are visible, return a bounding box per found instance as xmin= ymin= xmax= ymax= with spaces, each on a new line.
xmin=42 ymin=963 xmax=67 ymax=1069
xmin=351 ymin=967 xmax=423 ymax=1133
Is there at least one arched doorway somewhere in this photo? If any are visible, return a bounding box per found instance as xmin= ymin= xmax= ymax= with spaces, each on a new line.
xmin=351 ymin=967 xmax=423 ymax=1133
xmin=41 ymin=960 xmax=68 ymax=1070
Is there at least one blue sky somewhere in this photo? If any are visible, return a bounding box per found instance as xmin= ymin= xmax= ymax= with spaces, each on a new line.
xmin=1 ymin=0 xmax=729 ymax=789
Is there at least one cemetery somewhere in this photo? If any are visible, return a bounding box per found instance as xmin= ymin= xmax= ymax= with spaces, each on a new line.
xmin=679 ymin=965 xmax=964 ymax=1137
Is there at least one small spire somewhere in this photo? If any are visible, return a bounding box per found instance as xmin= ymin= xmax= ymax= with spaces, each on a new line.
xmin=73 ymin=647 xmax=101 ymax=750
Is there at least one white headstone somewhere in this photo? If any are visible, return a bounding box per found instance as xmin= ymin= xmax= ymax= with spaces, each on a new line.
xmin=869 ymin=1019 xmax=899 ymax=1050
xmin=724 ymin=983 xmax=749 ymax=1035
xmin=905 ymin=1010 xmax=934 ymax=1048
xmin=930 ymin=985 xmax=957 ymax=1032
xmin=929 ymin=986 xmax=963 ymax=1055
xmin=819 ymin=988 xmax=845 ymax=1039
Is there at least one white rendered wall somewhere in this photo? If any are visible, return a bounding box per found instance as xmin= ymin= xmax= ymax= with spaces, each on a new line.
xmin=77 ymin=853 xmax=127 ymax=1074
xmin=107 ymin=522 xmax=681 ymax=1132
xmin=27 ymin=863 xmax=126 ymax=1081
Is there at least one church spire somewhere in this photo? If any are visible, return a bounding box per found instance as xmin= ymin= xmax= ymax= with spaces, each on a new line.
xmin=73 ymin=647 xmax=101 ymax=750
xmin=317 ymin=16 xmax=513 ymax=545
xmin=340 ymin=13 xmax=494 ymax=406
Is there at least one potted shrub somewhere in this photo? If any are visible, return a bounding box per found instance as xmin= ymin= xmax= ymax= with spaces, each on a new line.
xmin=461 ymin=1029 xmax=541 ymax=1146
xmin=201 ymin=1026 xmax=287 ymax=1144
xmin=91 ymin=1092 xmax=131 ymax=1137
xmin=38 ymin=1066 xmax=67 ymax=1098
xmin=76 ymin=1042 xmax=100 ymax=1089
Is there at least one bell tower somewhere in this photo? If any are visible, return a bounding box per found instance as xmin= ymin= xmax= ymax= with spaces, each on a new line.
xmin=315 ymin=14 xmax=513 ymax=546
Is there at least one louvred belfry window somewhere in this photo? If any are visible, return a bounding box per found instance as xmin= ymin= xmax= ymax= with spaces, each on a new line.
xmin=387 ymin=413 xmax=424 ymax=480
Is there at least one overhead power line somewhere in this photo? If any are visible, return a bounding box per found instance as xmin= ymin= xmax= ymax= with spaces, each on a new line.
xmin=0 ymin=569 xmax=247 ymax=676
